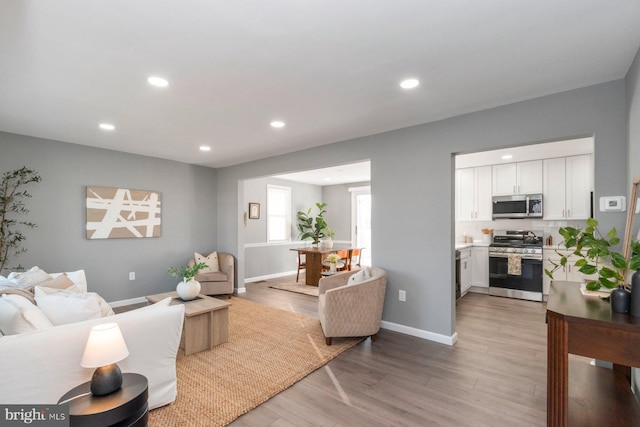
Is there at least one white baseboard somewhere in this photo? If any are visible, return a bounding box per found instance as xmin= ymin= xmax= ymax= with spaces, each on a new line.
xmin=469 ymin=286 xmax=489 ymax=294
xmin=381 ymin=320 xmax=457 ymax=346
xmin=235 ymin=287 xmax=246 ymax=294
xmin=109 ymin=296 xmax=148 ymax=308
xmin=244 ymin=270 xmax=297 ymax=283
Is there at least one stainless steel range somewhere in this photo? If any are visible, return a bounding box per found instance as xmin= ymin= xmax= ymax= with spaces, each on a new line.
xmin=488 ymin=230 xmax=543 ymax=302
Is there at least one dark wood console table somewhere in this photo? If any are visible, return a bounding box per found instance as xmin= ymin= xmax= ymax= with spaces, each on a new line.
xmin=546 ymin=281 xmax=640 ymax=426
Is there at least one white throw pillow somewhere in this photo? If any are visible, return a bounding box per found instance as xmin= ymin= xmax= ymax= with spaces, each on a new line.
xmin=7 ymin=266 xmax=52 ymax=289
xmin=33 ymin=286 xmax=111 ymax=325
xmin=195 ymin=252 xmax=219 ymax=273
xmin=0 ymin=294 xmax=54 ymax=335
xmin=0 ymin=277 xmax=17 ymax=289
xmin=35 ymin=285 xmax=114 ymax=317
xmin=347 ymin=267 xmax=372 ymax=285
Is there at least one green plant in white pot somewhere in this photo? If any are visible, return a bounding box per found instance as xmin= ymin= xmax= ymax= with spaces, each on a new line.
xmin=545 ymin=218 xmax=640 ymax=291
xmin=168 ymin=262 xmax=207 ymax=301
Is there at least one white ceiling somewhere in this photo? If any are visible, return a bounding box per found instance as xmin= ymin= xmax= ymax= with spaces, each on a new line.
xmin=273 ymin=161 xmax=370 ymax=186
xmin=1 ymin=1 xmax=639 ymax=168
xmin=456 ymin=136 xmax=594 ymax=169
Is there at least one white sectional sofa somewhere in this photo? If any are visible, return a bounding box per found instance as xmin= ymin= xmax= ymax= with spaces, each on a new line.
xmin=0 ymin=268 xmax=185 ymax=409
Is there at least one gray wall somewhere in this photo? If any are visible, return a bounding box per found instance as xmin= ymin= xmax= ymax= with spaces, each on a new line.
xmin=243 ymin=177 xmax=321 ymax=278
xmin=322 ymin=181 xmax=370 ymax=241
xmin=242 ymin=179 xmax=369 ymax=279
xmin=243 ymin=177 xmax=321 ymax=244
xmin=217 ymin=80 xmax=628 ymax=339
xmin=0 ymin=132 xmax=217 ymax=302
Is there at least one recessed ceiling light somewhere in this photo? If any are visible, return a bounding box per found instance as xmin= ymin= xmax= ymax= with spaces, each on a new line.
xmin=147 ymin=76 xmax=169 ymax=88
xmin=99 ymin=123 xmax=115 ymax=131
xmin=199 ymin=145 xmax=211 ymax=152
xmin=501 ymin=154 xmax=513 ymax=160
xmin=400 ymin=78 xmax=420 ymax=89
xmin=270 ymin=121 xmax=285 ymax=128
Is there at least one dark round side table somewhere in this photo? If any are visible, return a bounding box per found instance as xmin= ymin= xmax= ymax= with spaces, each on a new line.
xmin=58 ymin=373 xmax=148 ymax=427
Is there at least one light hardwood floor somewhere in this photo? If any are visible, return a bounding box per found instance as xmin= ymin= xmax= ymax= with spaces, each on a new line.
xmin=230 ymin=276 xmax=551 ymax=426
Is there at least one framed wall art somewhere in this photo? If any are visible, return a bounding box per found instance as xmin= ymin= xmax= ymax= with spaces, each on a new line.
xmin=86 ymin=186 xmax=162 ymax=239
xmin=248 ymin=202 xmax=260 ymax=219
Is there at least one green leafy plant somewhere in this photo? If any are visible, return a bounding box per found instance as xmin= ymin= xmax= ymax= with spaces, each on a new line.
xmin=0 ymin=167 xmax=42 ymax=274
xmin=296 ymin=202 xmax=334 ymax=245
xmin=168 ymin=262 xmax=208 ymax=282
xmin=545 ymin=218 xmax=640 ymax=290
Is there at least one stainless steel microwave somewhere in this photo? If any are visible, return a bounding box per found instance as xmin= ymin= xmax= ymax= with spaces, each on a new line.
xmin=492 ymin=194 xmax=543 ymax=219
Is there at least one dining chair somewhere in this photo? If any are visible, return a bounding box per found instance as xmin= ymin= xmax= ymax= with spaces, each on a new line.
xmin=348 ymin=248 xmax=362 ymax=271
xmin=335 ymin=250 xmax=349 ymax=272
xmin=296 ymin=250 xmax=306 ymax=282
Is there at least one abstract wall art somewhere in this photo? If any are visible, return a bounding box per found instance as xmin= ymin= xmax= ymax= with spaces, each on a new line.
xmin=86 ymin=186 xmax=162 ymax=239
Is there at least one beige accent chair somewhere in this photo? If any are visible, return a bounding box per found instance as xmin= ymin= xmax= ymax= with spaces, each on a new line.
xmin=188 ymin=252 xmax=235 ymax=297
xmin=318 ymin=267 xmax=387 ymax=345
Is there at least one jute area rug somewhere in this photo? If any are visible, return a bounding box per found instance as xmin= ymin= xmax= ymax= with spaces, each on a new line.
xmin=268 ymin=280 xmax=319 ymax=296
xmin=149 ymin=297 xmax=361 ymax=426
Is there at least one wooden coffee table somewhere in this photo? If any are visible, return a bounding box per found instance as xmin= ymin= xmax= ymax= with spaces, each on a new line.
xmin=146 ymin=291 xmax=231 ymax=355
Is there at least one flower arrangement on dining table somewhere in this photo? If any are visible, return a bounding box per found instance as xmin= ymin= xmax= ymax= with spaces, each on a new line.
xmin=326 ymin=253 xmax=342 ymax=264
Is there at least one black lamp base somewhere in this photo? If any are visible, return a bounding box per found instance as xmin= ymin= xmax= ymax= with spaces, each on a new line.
xmin=90 ymin=363 xmax=123 ymax=396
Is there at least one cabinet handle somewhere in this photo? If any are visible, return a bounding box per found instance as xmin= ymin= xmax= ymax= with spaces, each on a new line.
xmin=513 ymin=185 xmax=516 ymax=194
xmin=567 ymin=209 xmax=571 ymax=218
xmin=562 ymin=209 xmax=565 ymax=218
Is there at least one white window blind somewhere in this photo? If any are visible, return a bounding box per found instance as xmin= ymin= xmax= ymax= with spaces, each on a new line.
xmin=267 ymin=185 xmax=291 ymax=242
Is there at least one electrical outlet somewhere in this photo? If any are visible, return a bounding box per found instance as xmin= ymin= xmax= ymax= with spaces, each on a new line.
xmin=129 ymin=272 xmax=135 ymax=281
xmin=399 ymin=290 xmax=406 ymax=302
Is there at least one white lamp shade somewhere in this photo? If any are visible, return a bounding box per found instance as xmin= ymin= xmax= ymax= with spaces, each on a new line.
xmin=80 ymin=323 xmax=130 ymax=368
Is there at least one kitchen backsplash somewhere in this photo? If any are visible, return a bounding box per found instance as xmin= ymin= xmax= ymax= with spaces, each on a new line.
xmin=456 ymin=219 xmax=587 ymax=246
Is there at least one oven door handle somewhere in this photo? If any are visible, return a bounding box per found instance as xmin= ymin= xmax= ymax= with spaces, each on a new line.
xmin=489 ymin=254 xmax=542 ymax=261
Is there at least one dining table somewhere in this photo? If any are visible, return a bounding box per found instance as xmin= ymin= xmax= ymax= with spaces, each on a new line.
xmin=291 ymin=247 xmax=360 ymax=286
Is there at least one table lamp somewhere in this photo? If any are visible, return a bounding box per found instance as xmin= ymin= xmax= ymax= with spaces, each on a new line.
xmin=80 ymin=323 xmax=130 ymax=396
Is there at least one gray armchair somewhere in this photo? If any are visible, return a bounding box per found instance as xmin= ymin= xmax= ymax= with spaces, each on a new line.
xmin=188 ymin=252 xmax=235 ymax=297
xmin=318 ymin=267 xmax=387 ymax=345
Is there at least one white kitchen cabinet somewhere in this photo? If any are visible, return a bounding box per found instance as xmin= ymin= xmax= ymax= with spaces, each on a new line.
xmin=459 ymin=249 xmax=472 ymax=296
xmin=471 ymin=246 xmax=489 ymax=288
xmin=492 ymin=160 xmax=542 ymax=196
xmin=543 ymin=155 xmax=592 ymax=220
xmin=456 ymin=166 xmax=492 ymax=220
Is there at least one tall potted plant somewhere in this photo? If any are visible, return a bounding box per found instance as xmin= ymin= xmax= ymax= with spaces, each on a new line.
xmin=0 ymin=167 xmax=41 ymax=274
xmin=297 ymin=202 xmax=334 ymax=246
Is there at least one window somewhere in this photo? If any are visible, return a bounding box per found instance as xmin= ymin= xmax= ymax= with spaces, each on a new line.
xmin=267 ymin=185 xmax=291 ymax=242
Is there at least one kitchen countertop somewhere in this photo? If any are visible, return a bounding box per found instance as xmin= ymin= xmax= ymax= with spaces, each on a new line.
xmin=455 ymin=242 xmax=490 ymax=250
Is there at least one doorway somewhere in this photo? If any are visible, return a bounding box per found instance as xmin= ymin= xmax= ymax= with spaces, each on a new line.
xmin=351 ymin=186 xmax=371 ymax=266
